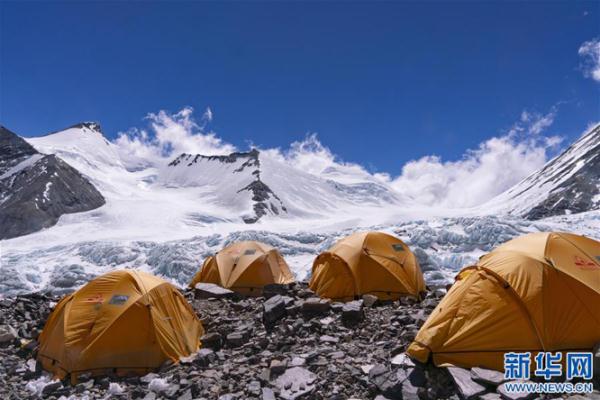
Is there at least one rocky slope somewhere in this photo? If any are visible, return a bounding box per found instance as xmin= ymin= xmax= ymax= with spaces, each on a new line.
xmin=0 ymin=284 xmax=598 ymax=400
xmin=0 ymin=126 xmax=106 ymax=239
xmin=483 ymin=123 xmax=600 ymax=219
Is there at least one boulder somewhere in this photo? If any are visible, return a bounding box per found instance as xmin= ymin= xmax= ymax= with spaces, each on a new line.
xmin=263 ymin=295 xmax=286 ymax=325
xmin=362 ymin=294 xmax=378 ymax=308
xmin=194 ymin=283 xmax=235 ymax=299
xmin=341 ymin=300 xmax=364 ymax=326
xmin=301 ymin=297 xmax=331 ymax=317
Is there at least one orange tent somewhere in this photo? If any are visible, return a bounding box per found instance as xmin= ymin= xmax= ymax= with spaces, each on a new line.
xmin=189 ymin=241 xmax=295 ymax=295
xmin=407 ymin=232 xmax=600 ymax=371
xmin=38 ymin=270 xmax=204 ymax=383
xmin=309 ymin=231 xmax=426 ymax=301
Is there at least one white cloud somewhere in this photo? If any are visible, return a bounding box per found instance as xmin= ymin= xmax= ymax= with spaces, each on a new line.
xmin=203 ymin=107 xmax=213 ymax=122
xmin=388 ymin=110 xmax=562 ymax=208
xmin=578 ymin=38 xmax=600 ymax=82
xmin=115 ymin=106 xmax=236 ymax=166
xmin=261 ymin=133 xmax=381 ymax=184
xmin=112 ymin=105 xmax=563 ymax=209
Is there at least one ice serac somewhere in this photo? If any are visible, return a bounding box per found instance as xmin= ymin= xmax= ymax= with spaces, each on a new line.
xmin=161 ymin=148 xmax=402 ymax=223
xmin=0 ymin=125 xmax=105 ymax=239
xmin=484 ymin=123 xmax=600 ymax=219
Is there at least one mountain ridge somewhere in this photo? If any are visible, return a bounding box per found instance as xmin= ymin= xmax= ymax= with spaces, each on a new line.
xmin=483 ymin=122 xmax=600 ymax=219
xmin=0 ymin=126 xmax=105 ymax=239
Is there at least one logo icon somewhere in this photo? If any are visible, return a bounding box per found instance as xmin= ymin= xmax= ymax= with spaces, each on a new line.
xmin=574 ymin=256 xmax=599 ymax=270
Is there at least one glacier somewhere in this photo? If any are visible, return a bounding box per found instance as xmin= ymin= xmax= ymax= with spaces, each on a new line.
xmin=2 ymin=212 xmax=598 ymax=296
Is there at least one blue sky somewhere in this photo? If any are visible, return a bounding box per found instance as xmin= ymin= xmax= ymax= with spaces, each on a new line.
xmin=1 ymin=1 xmax=598 ymax=174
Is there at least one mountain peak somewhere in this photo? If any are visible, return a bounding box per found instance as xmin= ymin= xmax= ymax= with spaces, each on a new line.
xmin=68 ymin=122 xmax=103 ymax=134
xmin=483 ymin=122 xmax=600 ymax=219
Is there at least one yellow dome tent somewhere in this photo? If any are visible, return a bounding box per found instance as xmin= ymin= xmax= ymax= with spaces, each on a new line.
xmin=38 ymin=270 xmax=204 ymax=383
xmin=407 ymin=232 xmax=600 ymax=371
xmin=189 ymin=241 xmax=295 ymax=295
xmin=309 ymin=231 xmax=426 ymax=301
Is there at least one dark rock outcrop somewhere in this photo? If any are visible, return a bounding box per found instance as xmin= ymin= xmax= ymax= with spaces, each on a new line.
xmin=0 ymin=126 xmax=105 ymax=239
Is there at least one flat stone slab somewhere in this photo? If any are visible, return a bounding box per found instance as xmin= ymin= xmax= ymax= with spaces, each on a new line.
xmin=390 ymin=353 xmax=415 ymax=368
xmin=471 ymin=367 xmax=506 ymax=386
xmin=194 ymin=283 xmax=235 ymax=299
xmin=273 ymin=367 xmax=317 ymax=400
xmin=447 ymin=366 xmax=487 ymax=399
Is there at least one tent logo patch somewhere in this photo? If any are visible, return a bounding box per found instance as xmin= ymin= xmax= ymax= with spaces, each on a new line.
xmin=83 ymin=294 xmax=104 ymax=304
xmin=244 ymin=249 xmax=257 ymax=256
xmin=108 ymin=295 xmax=129 ymax=305
xmin=574 ymin=256 xmax=599 ymax=270
xmin=392 ymin=244 xmax=405 ymax=252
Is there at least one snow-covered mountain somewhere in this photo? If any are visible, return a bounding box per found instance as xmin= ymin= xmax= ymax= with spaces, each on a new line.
xmin=482 ymin=122 xmax=600 ymax=219
xmin=1 ymin=120 xmax=599 ymax=295
xmin=0 ymin=125 xmax=105 ymax=239
xmin=161 ymin=149 xmax=403 ymax=223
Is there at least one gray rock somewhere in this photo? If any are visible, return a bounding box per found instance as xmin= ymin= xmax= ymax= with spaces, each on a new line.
xmin=42 ymin=381 xmax=63 ymax=396
xmin=261 ymin=387 xmax=276 ymax=400
xmin=341 ymin=300 xmax=364 ymax=326
xmin=301 ymin=297 xmax=331 ymax=317
xmin=319 ymin=335 xmax=339 ymax=344
xmin=390 ymin=353 xmax=415 ymax=368
xmin=402 ymin=378 xmax=421 ymax=400
xmin=196 ymin=348 xmax=215 ymax=366
xmin=372 ymin=369 xmax=408 ymax=398
xmin=263 ymin=295 xmax=286 ymax=325
xmin=143 ymin=392 xmax=157 ymax=400
xmin=362 ymin=294 xmax=378 ymax=307
xmin=194 ymin=283 xmax=235 ymax=299
xmin=247 ymin=380 xmax=261 ymax=396
xmin=447 ymin=366 xmax=486 ymax=399
xmin=273 ymin=367 xmax=317 ymax=400
xmin=269 ymin=359 xmax=287 ymax=375
xmin=289 ymin=356 xmax=306 ymax=367
xmin=177 ymin=389 xmax=193 ymax=400
xmin=201 ymin=332 xmax=222 ymax=350
xmin=226 ymin=332 xmax=248 ymax=348
xmin=263 ymin=284 xmax=288 ymax=298
xmin=0 ymin=325 xmax=18 ymax=343
xmin=471 ymin=367 xmax=506 ymax=386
